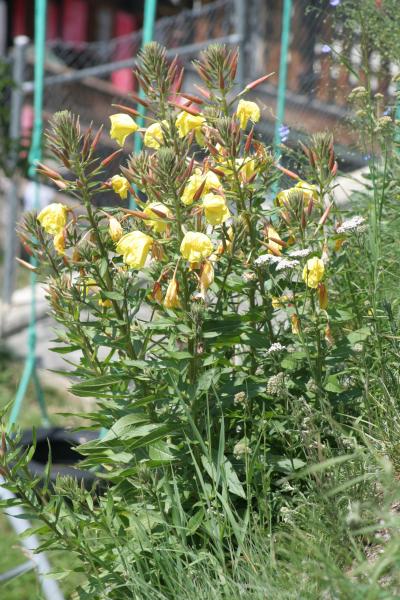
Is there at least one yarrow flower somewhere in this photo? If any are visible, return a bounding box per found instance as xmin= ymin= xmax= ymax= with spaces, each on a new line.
xmin=288 ymin=248 xmax=312 ymax=258
xmin=266 ymin=342 xmax=286 ymax=354
xmin=275 ymin=258 xmax=300 ymax=271
xmin=337 ymin=216 xmax=366 ymax=233
xmin=266 ymin=372 xmax=286 ymax=396
xmin=254 ymin=254 xmax=299 ymax=271
xmin=242 ymin=271 xmax=257 ymax=282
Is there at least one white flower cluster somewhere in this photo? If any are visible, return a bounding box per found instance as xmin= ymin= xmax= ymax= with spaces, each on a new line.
xmin=266 ymin=342 xmax=286 ymax=354
xmin=242 ymin=271 xmax=257 ymax=282
xmin=337 ymin=216 xmax=366 ymax=234
xmin=288 ymin=247 xmax=312 ymax=258
xmin=266 ymin=372 xmax=286 ymax=396
xmin=254 ymin=254 xmax=299 ymax=271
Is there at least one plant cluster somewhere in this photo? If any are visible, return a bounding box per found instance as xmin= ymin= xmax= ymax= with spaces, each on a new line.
xmin=1 ymin=31 xmax=400 ymax=598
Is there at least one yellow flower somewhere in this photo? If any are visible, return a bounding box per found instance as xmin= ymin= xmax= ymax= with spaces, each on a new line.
xmin=200 ymin=260 xmax=214 ymax=297
xmin=143 ymin=202 xmax=172 ymax=233
xmin=37 ymin=203 xmax=67 ymax=235
xmin=266 ymin=225 xmax=282 ymax=256
xmin=216 ymin=226 xmax=234 ymax=255
xmin=144 ymin=121 xmax=167 ymax=149
xmin=164 ymin=278 xmax=181 ymax=309
xmin=109 ymin=217 xmax=123 ymax=242
xmin=203 ymin=193 xmax=231 ymax=226
xmin=271 ymin=295 xmax=290 ymax=309
xmin=175 ymin=111 xmax=205 ymax=144
xmin=236 ymin=157 xmax=257 ymax=182
xmin=116 ymin=231 xmax=153 ymax=269
xmin=295 ymin=180 xmax=319 ymax=204
xmin=110 ymin=175 xmax=130 ymax=199
xmin=109 ymin=113 xmax=139 ymax=146
xmin=236 ymin=100 xmax=260 ymax=129
xmin=181 ymin=168 xmax=221 ymax=206
xmin=53 ymin=231 xmax=65 ymax=255
xmin=98 ymin=298 xmax=112 ymax=308
xmin=180 ymin=231 xmax=213 ymax=264
xmin=302 ymin=257 xmax=325 ymax=289
xmin=291 ymin=314 xmax=300 ymax=335
xmin=275 ymin=187 xmax=291 ymax=207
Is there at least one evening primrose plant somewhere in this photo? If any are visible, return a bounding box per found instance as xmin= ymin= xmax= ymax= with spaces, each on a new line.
xmin=0 ymin=43 xmax=371 ymax=597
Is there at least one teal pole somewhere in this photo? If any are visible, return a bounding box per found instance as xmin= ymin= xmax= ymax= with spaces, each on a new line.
xmin=396 ymin=85 xmax=400 ymax=149
xmin=130 ymin=0 xmax=158 ymax=209
xmin=9 ymin=0 xmax=49 ymax=429
xmin=273 ymin=0 xmax=292 ymax=158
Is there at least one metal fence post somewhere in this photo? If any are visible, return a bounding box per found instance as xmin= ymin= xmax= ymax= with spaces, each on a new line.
xmin=233 ymin=0 xmax=246 ymax=91
xmin=2 ymin=35 xmax=29 ymax=311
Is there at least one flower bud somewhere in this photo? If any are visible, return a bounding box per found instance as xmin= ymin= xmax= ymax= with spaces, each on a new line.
xmin=109 ymin=217 xmax=123 ymax=242
xmin=200 ymin=260 xmax=214 ymax=297
xmin=318 ymin=283 xmax=328 ymax=310
xmin=164 ymin=278 xmax=181 ymax=309
xmin=291 ymin=314 xmax=300 ymax=335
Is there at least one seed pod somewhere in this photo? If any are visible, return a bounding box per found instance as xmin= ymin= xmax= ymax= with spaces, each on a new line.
xmin=276 ymin=164 xmax=300 ymax=180
xmin=245 ymin=72 xmax=274 ymax=91
xmin=170 ymin=101 xmax=200 ymax=116
xmin=318 ymin=283 xmax=328 ymax=310
xmin=244 ymin=126 xmax=254 ymax=153
xmin=174 ymin=67 xmax=185 ymax=94
xmin=111 ymin=103 xmax=140 ymax=117
xmin=130 ymin=91 xmax=149 ymax=108
xmin=194 ymin=84 xmax=211 ymax=99
xmin=36 ymin=162 xmax=62 ymax=180
xmin=319 ymin=202 xmax=332 ymax=226
xmin=101 ymin=148 xmax=123 ymax=167
xmin=179 ymin=92 xmax=204 ymax=105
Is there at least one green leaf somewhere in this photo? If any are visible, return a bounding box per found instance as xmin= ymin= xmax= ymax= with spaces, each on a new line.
xmin=347 ymin=327 xmax=371 ymax=346
xmin=187 ymin=508 xmax=205 ymax=535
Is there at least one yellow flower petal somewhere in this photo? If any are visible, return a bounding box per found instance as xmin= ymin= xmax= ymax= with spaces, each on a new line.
xmin=143 ymin=202 xmax=172 ymax=233
xmin=203 ymin=193 xmax=231 ymax=226
xmin=110 ymin=175 xmax=130 ymax=199
xmin=116 ymin=231 xmax=153 ymax=269
xmin=302 ymin=257 xmax=325 ymax=289
xmin=164 ymin=278 xmax=181 ymax=309
xmin=180 ymin=231 xmax=213 ymax=264
xmin=109 ymin=217 xmax=123 ymax=242
xmin=144 ymin=121 xmax=167 ymax=149
xmin=175 ymin=111 xmax=205 ymax=138
xmin=53 ymin=231 xmax=65 ymax=255
xmin=181 ymin=168 xmax=221 ymax=206
xmin=236 ymin=100 xmax=260 ymax=130
xmin=109 ymin=113 xmax=139 ymax=146
xmin=37 ymin=203 xmax=68 ymax=235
